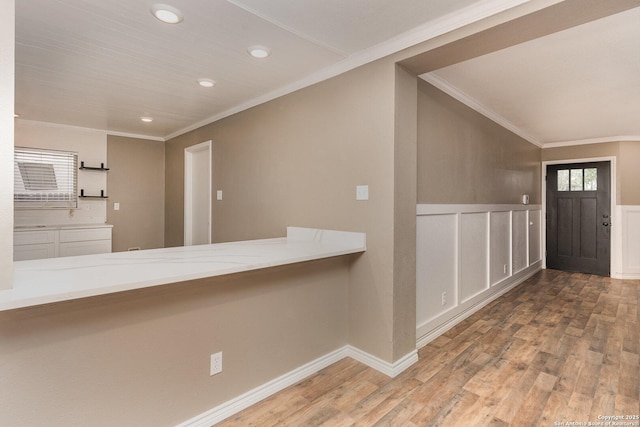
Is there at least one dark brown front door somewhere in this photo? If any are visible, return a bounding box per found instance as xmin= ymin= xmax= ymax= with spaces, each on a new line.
xmin=546 ymin=162 xmax=611 ymax=276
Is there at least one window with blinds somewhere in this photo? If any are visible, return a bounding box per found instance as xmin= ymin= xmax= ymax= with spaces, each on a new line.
xmin=14 ymin=147 xmax=78 ymax=208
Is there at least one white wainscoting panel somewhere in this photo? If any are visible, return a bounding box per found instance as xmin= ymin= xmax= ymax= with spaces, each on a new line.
xmin=416 ymin=214 xmax=457 ymax=326
xmin=529 ymin=210 xmax=541 ymax=264
xmin=416 ymin=204 xmax=542 ymax=345
xmin=512 ymin=210 xmax=528 ymax=274
xmin=490 ymin=211 xmax=511 ymax=286
xmin=621 ymin=206 xmax=640 ymax=277
xmin=460 ymin=212 xmax=489 ymax=303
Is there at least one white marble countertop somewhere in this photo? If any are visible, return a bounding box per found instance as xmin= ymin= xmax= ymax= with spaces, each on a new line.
xmin=14 ymin=223 xmax=113 ymax=231
xmin=1 ymin=227 xmax=365 ymax=311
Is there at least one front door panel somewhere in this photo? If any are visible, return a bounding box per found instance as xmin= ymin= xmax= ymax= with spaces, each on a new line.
xmin=546 ymin=162 xmax=610 ymax=276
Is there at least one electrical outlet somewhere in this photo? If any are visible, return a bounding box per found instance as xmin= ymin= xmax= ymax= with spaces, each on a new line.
xmin=441 ymin=292 xmax=447 ymax=306
xmin=210 ymin=352 xmax=222 ymax=376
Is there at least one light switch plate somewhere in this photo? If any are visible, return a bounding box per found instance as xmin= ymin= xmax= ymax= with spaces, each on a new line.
xmin=356 ymin=185 xmax=369 ymax=201
xmin=216 ymin=190 xmax=223 ymax=201
xmin=114 ymin=202 xmax=120 ymax=211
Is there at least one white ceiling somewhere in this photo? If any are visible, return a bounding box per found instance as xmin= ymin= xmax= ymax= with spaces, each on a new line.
xmin=422 ymin=6 xmax=640 ymax=146
xmin=14 ymin=0 xmax=485 ymax=139
xmin=14 ymin=1 xmax=640 ymax=145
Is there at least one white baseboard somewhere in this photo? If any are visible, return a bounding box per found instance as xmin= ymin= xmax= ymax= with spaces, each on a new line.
xmin=416 ymin=264 xmax=541 ymax=349
xmin=346 ymin=346 xmax=418 ymax=378
xmin=177 ymin=345 xmax=418 ymax=426
xmin=612 ymin=272 xmax=640 ymax=280
xmin=176 ymin=347 xmax=348 ymax=427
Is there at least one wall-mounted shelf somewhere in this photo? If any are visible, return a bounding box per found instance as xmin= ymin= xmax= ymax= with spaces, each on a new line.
xmin=79 ymin=189 xmax=108 ymax=199
xmin=79 ymin=161 xmax=109 ymax=171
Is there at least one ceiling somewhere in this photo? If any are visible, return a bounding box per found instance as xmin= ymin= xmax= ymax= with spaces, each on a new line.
xmin=422 ymin=5 xmax=640 ymax=146
xmin=14 ymin=1 xmax=640 ymax=146
xmin=14 ymin=0 xmax=485 ymax=139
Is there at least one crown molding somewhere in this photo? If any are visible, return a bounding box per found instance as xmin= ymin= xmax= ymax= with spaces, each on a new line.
xmin=542 ymin=136 xmax=640 ymax=149
xmin=15 ymin=119 xmax=165 ymax=142
xmin=420 ymin=73 xmax=543 ymax=147
xmin=106 ymin=130 xmax=165 ymax=142
xmin=16 ymin=119 xmax=108 ymax=134
xmin=164 ymin=0 xmax=533 ymax=141
xmin=417 ymin=75 xmax=640 ymax=150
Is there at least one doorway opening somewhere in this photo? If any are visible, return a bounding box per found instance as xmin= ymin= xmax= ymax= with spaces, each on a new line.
xmin=545 ymin=160 xmax=611 ymax=276
xmin=184 ymin=140 xmax=212 ymax=246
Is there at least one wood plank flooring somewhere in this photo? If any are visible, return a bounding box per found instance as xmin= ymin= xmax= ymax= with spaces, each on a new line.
xmin=217 ymin=270 xmax=640 ymax=426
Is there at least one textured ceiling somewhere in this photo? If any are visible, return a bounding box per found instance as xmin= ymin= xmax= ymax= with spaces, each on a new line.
xmin=14 ymin=1 xmax=640 ymax=145
xmin=14 ymin=0 xmax=483 ymax=139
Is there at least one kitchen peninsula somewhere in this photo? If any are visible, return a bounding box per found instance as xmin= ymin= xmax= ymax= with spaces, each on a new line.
xmin=1 ymin=227 xmax=366 ymax=311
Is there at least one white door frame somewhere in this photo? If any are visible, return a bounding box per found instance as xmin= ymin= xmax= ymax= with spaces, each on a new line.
xmin=184 ymin=140 xmax=212 ymax=246
xmin=541 ymin=156 xmax=618 ymax=276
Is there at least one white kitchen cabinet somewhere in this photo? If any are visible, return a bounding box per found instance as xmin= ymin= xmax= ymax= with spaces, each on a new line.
xmin=14 ymin=225 xmax=112 ymax=261
xmin=13 ymin=243 xmax=57 ymax=261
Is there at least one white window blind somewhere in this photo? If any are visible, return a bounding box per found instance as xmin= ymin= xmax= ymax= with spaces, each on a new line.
xmin=14 ymin=147 xmax=78 ymax=209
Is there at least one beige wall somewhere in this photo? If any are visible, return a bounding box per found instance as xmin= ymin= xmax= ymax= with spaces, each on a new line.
xmin=165 ymin=58 xmax=407 ymax=363
xmin=417 ymin=80 xmax=542 ymax=204
xmin=618 ymin=141 xmax=640 ymax=205
xmin=542 ymin=141 xmax=620 ymax=162
xmin=542 ymin=141 xmax=640 ymax=205
xmin=392 ymin=65 xmax=418 ymax=360
xmin=107 ymin=135 xmax=165 ymax=252
xmin=0 ymin=257 xmax=349 ymax=426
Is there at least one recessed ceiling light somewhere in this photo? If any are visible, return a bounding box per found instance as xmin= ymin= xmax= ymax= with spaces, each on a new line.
xmin=248 ymin=45 xmax=271 ymax=59
xmin=197 ymin=78 xmax=216 ymax=88
xmin=140 ymin=116 xmax=154 ymax=123
xmin=150 ymin=4 xmax=184 ymax=24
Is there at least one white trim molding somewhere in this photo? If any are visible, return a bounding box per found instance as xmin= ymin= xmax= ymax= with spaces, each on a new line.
xmin=176 ymin=347 xmax=349 ymax=427
xmin=346 ymin=346 xmax=419 ymax=379
xmin=176 ymin=345 xmax=418 ymax=427
xmin=416 ymin=204 xmax=543 ymax=345
xmin=417 ymin=265 xmax=540 ymax=349
xmin=419 ymin=73 xmax=543 ymax=147
xmin=165 ymin=0 xmax=535 ymax=141
xmin=16 ymin=119 xmax=166 ymax=142
xmin=543 ymin=136 xmax=640 ymax=149
xmin=418 ymin=78 xmax=640 ymax=151
xmin=619 ymin=205 xmax=640 ymax=279
xmin=184 ymin=140 xmax=212 ymax=246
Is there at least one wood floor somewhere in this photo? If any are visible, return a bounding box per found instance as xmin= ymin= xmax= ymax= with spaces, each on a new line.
xmin=218 ymin=270 xmax=640 ymax=426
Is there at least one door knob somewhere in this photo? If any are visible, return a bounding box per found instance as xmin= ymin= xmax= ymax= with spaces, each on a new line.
xmin=602 ymin=214 xmax=609 ymax=218
xmin=603 ymin=222 xmax=609 ymax=226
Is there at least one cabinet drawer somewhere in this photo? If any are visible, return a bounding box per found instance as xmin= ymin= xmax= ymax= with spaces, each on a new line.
xmin=14 ymin=243 xmax=56 ymax=261
xmin=59 ymin=240 xmax=111 ymax=257
xmin=59 ymin=227 xmax=112 ymax=243
xmin=14 ymin=230 xmax=56 ymax=245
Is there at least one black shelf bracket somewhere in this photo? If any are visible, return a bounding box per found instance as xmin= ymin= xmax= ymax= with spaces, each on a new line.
xmin=79 ymin=189 xmax=108 ymax=199
xmin=79 ymin=161 xmax=110 ymax=171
